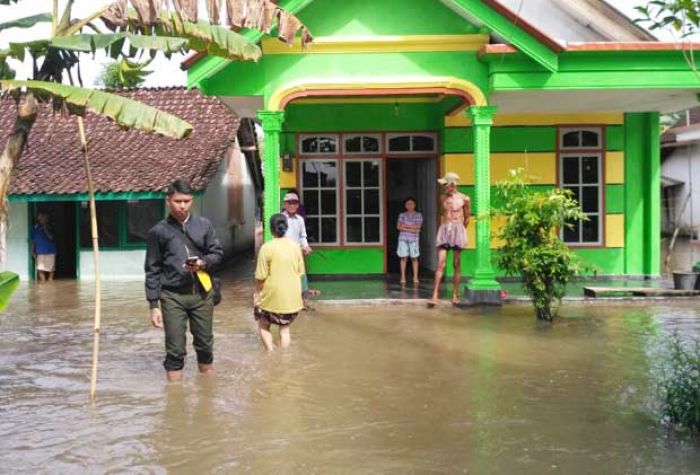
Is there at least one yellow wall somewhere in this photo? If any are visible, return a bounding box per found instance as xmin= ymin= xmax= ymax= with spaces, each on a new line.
xmin=605 ymin=151 xmax=624 ymax=184
xmin=445 ymin=112 xmax=625 ymax=127
xmin=279 ymin=158 xmax=298 ymax=188
xmin=605 ymin=214 xmax=625 ymax=248
xmin=442 ymin=153 xmax=556 ymax=185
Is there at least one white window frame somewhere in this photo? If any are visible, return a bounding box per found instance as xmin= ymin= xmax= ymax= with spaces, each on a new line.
xmin=386 ymin=133 xmax=437 ymax=154
xmin=343 ymin=134 xmax=383 ymax=155
xmin=559 ymin=127 xmax=602 ymax=150
xmin=343 ymin=158 xmax=384 ymax=246
xmin=298 ymin=134 xmax=340 ymax=156
xmin=299 ymin=158 xmax=340 ymax=246
xmin=559 ymin=152 xmax=603 ymax=246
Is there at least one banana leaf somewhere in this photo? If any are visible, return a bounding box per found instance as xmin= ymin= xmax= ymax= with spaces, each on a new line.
xmin=51 ymin=33 xmax=188 ymax=56
xmin=0 ymin=271 xmax=19 ymax=312
xmin=0 ymin=80 xmax=193 ymax=139
xmin=0 ymin=13 xmax=52 ymax=32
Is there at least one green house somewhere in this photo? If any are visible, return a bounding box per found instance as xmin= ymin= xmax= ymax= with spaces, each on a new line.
xmin=187 ymin=0 xmax=700 ymax=296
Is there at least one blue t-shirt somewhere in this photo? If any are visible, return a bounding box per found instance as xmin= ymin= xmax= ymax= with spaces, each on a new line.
xmin=32 ymin=224 xmax=57 ymax=255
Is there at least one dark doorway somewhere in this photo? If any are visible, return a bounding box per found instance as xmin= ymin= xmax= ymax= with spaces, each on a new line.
xmin=385 ymin=158 xmax=437 ymax=275
xmin=30 ymin=202 xmax=77 ymax=279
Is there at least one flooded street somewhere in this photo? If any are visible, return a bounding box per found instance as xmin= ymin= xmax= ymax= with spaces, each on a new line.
xmin=2 ymin=278 xmax=700 ymax=473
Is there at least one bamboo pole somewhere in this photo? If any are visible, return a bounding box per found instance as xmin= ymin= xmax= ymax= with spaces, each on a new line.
xmin=77 ymin=117 xmax=101 ymax=400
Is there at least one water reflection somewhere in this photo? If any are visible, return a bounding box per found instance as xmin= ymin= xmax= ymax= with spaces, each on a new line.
xmin=1 ymin=280 xmax=699 ymax=473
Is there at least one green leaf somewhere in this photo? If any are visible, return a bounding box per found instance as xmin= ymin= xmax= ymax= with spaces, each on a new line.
xmin=51 ymin=33 xmax=188 ymax=56
xmin=104 ymin=10 xmax=262 ymax=61
xmin=0 ymin=13 xmax=52 ymax=32
xmin=0 ymin=271 xmax=19 ymax=312
xmin=0 ymin=80 xmax=193 ymax=139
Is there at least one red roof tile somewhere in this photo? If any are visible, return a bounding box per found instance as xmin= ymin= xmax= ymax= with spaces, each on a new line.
xmin=2 ymin=87 xmax=239 ymax=196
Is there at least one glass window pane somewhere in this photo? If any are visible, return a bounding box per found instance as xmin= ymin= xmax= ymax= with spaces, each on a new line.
xmin=345 ymin=136 xmax=361 ymax=153
xmin=581 ymin=186 xmax=599 ymax=213
xmin=319 ymin=161 xmax=337 ymax=187
xmin=363 ymin=161 xmax=379 ymax=187
xmin=303 ymin=190 xmax=319 ymax=215
xmin=582 ymin=215 xmax=599 ymax=242
xmin=302 ymin=161 xmax=319 ymax=187
xmin=562 ymin=157 xmax=579 ymax=184
xmin=306 ymin=217 xmax=319 ymax=243
xmin=563 ymin=131 xmax=580 ymax=148
xmin=346 ymin=162 xmax=361 ymax=187
xmin=301 ymin=137 xmax=317 ymax=153
xmin=126 ymin=200 xmax=162 ymax=243
xmin=581 ymin=156 xmax=598 ymax=184
xmin=346 ymin=190 xmax=362 ymax=214
xmin=563 ymin=220 xmax=579 ymax=243
xmin=346 ymin=217 xmax=362 ymax=242
xmin=581 ymin=130 xmax=599 ymax=148
xmin=412 ymin=135 xmax=434 ymax=151
xmin=321 ymin=218 xmax=337 ymax=243
xmin=389 ymin=136 xmax=411 ymax=151
xmin=363 ymin=136 xmax=379 ymax=152
xmin=318 ymin=137 xmax=336 ymax=153
xmin=321 ymin=190 xmax=336 ymax=215
xmin=365 ymin=217 xmax=380 ymax=242
xmin=365 ymin=189 xmax=380 ymax=214
xmin=81 ymin=201 xmax=119 ymax=247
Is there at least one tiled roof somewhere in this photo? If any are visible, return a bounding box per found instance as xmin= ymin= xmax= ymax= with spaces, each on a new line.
xmin=2 ymin=87 xmax=239 ymax=196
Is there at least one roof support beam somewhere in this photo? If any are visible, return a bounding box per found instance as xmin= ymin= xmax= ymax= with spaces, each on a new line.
xmin=491 ymin=70 xmax=700 ymax=91
xmin=445 ymin=0 xmax=560 ymax=72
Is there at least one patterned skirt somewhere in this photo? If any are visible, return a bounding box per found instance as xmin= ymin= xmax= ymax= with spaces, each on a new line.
xmin=254 ymin=307 xmax=298 ymax=326
xmin=435 ymin=222 xmax=467 ymax=249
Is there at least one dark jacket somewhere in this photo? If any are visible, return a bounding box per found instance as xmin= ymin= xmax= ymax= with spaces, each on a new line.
xmin=145 ymin=214 xmax=224 ymax=307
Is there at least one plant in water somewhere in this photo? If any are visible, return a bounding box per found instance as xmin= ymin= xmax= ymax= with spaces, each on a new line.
xmin=654 ymin=332 xmax=700 ymax=432
xmin=494 ymin=169 xmax=587 ymax=321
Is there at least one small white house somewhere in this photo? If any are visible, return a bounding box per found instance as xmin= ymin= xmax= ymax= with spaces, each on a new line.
xmin=3 ymin=87 xmax=258 ymax=280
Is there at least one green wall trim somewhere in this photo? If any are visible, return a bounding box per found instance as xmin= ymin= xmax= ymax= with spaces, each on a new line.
xmin=286 ymin=103 xmax=444 ymax=132
xmin=605 ymin=185 xmax=624 ymax=214
xmin=9 ymin=191 xmax=167 ymax=203
xmin=447 ymin=0 xmax=559 ymax=72
xmin=443 ymin=125 xmax=624 ymax=153
xmin=306 ymin=248 xmax=385 ymax=274
xmin=491 ymin=71 xmax=700 ymax=91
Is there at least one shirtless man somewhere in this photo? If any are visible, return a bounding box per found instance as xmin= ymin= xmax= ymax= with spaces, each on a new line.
xmin=428 ymin=172 xmax=471 ymax=307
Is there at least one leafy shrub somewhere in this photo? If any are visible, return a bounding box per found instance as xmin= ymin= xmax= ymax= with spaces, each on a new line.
xmin=655 ymin=332 xmax=700 ymax=432
xmin=494 ymin=169 xmax=587 ymax=321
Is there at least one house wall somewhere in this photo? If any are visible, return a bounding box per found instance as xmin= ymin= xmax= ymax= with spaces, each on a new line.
xmin=80 ymin=249 xmax=145 ymax=280
xmin=281 ymin=106 xmax=631 ymax=276
xmin=661 ymin=144 xmax=699 ymax=234
xmin=8 ymin=202 xmax=29 ymax=280
xmin=196 ymin=142 xmax=256 ymax=257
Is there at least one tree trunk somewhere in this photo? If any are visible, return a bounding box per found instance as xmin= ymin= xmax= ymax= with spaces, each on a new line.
xmin=0 ymin=94 xmax=37 ymax=271
xmin=537 ymin=306 xmax=553 ymax=322
xmin=77 ymin=117 xmax=102 ymax=400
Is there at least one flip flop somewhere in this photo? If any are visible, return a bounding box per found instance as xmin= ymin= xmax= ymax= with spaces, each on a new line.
xmin=427 ymin=300 xmax=438 ymax=308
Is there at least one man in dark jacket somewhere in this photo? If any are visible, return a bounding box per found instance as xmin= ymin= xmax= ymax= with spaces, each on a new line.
xmin=145 ymin=179 xmax=224 ymax=382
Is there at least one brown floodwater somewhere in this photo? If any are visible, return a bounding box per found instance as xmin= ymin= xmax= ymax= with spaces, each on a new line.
xmin=1 ymin=278 xmax=699 ymax=474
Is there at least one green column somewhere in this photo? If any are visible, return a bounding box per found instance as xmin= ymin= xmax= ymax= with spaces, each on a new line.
xmin=467 ymin=105 xmax=501 ymax=292
xmin=624 ymin=112 xmax=660 ymax=276
xmin=257 ymin=110 xmax=285 ymax=243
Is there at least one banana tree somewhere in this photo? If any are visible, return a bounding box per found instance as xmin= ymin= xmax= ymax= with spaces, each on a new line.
xmin=0 ymin=0 xmax=311 ymax=397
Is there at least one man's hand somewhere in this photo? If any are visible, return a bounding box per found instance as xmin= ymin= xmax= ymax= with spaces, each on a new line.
xmin=150 ymin=308 xmax=163 ymax=328
xmin=302 ymin=246 xmax=313 ymax=256
xmin=184 ymin=258 xmax=204 ymax=272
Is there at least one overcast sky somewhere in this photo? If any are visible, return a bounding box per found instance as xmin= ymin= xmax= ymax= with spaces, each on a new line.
xmin=0 ymin=1 xmax=687 ymax=88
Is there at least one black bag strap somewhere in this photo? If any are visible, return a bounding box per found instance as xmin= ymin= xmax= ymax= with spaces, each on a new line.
xmin=168 ymin=220 xmax=205 ymax=258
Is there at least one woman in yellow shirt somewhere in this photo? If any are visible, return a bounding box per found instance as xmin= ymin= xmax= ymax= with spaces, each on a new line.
xmin=253 ymin=213 xmax=305 ymax=351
